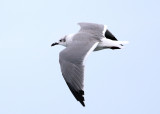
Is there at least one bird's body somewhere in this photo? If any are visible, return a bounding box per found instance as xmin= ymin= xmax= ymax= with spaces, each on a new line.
xmin=58 ymin=30 xmax=128 ymax=51
xmin=51 ymin=22 xmax=128 ymax=107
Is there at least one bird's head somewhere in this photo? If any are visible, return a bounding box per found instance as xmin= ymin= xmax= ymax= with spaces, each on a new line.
xmin=51 ymin=35 xmax=67 ymax=47
xmin=51 ymin=34 xmax=74 ymax=47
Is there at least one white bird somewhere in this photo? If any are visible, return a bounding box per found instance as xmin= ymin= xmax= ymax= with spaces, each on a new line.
xmin=51 ymin=22 xmax=128 ymax=107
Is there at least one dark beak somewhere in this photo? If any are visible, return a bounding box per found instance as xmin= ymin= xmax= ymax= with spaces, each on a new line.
xmin=51 ymin=42 xmax=59 ymax=47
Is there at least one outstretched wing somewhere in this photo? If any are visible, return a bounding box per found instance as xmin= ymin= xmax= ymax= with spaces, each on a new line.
xmin=78 ymin=22 xmax=118 ymax=41
xmin=78 ymin=22 xmax=104 ymax=38
xmin=59 ymin=33 xmax=99 ymax=106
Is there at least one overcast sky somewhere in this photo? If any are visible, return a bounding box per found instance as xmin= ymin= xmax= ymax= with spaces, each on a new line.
xmin=0 ymin=0 xmax=160 ymax=114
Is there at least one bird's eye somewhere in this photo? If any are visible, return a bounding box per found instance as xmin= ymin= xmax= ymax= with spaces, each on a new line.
xmin=59 ymin=39 xmax=62 ymax=42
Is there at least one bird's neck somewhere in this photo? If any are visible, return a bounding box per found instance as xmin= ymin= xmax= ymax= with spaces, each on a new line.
xmin=66 ymin=34 xmax=75 ymax=47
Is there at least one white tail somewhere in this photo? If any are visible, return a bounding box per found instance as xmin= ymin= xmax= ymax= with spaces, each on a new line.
xmin=117 ymin=41 xmax=129 ymax=45
xmin=116 ymin=41 xmax=129 ymax=49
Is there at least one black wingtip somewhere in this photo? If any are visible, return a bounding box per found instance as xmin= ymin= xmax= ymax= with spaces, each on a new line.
xmin=80 ymin=100 xmax=85 ymax=107
xmin=110 ymin=46 xmax=121 ymax=50
xmin=105 ymin=30 xmax=118 ymax=41
xmin=66 ymin=82 xmax=85 ymax=107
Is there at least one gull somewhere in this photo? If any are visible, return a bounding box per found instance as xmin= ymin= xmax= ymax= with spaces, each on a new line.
xmin=51 ymin=22 xmax=128 ymax=107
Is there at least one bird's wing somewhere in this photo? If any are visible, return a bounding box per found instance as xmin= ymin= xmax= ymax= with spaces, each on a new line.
xmin=59 ymin=34 xmax=99 ymax=106
xmin=105 ymin=29 xmax=118 ymax=41
xmin=78 ymin=22 xmax=104 ymax=38
xmin=78 ymin=22 xmax=118 ymax=41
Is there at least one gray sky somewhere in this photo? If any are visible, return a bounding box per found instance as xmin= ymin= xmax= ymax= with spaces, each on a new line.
xmin=0 ymin=0 xmax=160 ymax=114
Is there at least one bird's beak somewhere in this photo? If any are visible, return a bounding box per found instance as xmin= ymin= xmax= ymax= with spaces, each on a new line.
xmin=51 ymin=42 xmax=59 ymax=47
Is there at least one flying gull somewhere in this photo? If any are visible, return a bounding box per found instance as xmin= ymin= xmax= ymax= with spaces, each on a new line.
xmin=51 ymin=22 xmax=128 ymax=107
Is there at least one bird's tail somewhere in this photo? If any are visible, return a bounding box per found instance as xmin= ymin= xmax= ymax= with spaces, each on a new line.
xmin=118 ymin=41 xmax=129 ymax=44
xmin=111 ymin=41 xmax=129 ymax=49
xmin=118 ymin=41 xmax=129 ymax=48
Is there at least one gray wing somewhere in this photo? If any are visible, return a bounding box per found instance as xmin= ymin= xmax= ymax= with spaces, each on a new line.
xmin=78 ymin=22 xmax=118 ymax=41
xmin=78 ymin=22 xmax=104 ymax=38
xmin=59 ymin=34 xmax=99 ymax=106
